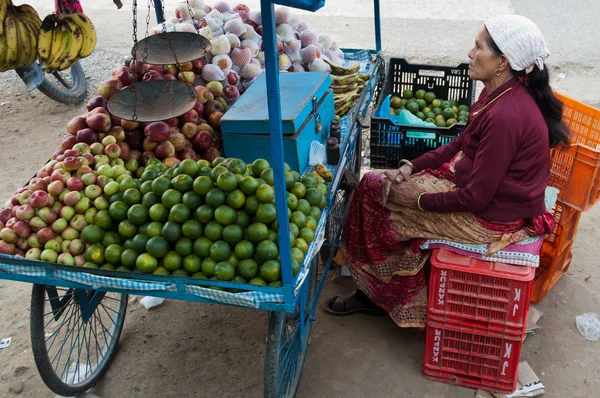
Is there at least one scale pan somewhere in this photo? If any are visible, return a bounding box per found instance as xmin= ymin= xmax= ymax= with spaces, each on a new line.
xmin=107 ymin=80 xmax=197 ymax=122
xmin=132 ymin=32 xmax=211 ymax=65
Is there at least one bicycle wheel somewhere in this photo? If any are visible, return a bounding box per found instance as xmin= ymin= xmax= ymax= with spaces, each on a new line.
xmin=37 ymin=61 xmax=87 ymax=104
xmin=264 ymin=259 xmax=319 ymax=398
xmin=30 ymin=284 xmax=127 ymax=396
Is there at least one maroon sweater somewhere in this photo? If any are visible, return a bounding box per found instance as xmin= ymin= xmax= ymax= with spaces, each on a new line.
xmin=412 ymin=78 xmax=550 ymax=222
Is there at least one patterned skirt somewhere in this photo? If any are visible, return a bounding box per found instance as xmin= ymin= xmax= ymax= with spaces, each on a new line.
xmin=339 ymin=165 xmax=554 ymax=328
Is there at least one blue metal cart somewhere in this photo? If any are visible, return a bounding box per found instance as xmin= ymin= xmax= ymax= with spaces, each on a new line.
xmin=0 ymin=1 xmax=383 ymax=396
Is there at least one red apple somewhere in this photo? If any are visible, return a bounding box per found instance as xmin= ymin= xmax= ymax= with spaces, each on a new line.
xmin=192 ymin=59 xmax=206 ymax=73
xmin=142 ymin=151 xmax=157 ymax=164
xmin=98 ymin=78 xmax=123 ymax=99
xmin=18 ymin=191 xmax=31 ymax=205
xmin=208 ymin=112 xmax=224 ymax=129
xmin=86 ymin=96 xmax=108 ymax=111
xmin=86 ymin=114 xmax=111 ymax=134
xmin=113 ymin=65 xmax=136 ymax=86
xmin=178 ymin=148 xmax=197 ymax=160
xmin=63 ymin=156 xmax=81 ymax=172
xmin=155 ymin=141 xmax=176 ymax=159
xmin=0 ymin=227 xmax=18 ymax=243
xmin=177 ymin=71 xmax=195 ymax=84
xmin=124 ymin=130 xmax=143 ymax=150
xmin=16 ymin=204 xmax=34 ymax=221
xmin=223 ymin=86 xmax=240 ymax=101
xmin=88 ymin=107 xmax=108 ymax=116
xmin=227 ymin=71 xmax=239 ymax=86
xmin=37 ymin=227 xmax=55 ymax=243
xmin=201 ymin=146 xmax=222 ymax=163
xmin=63 ymin=149 xmax=79 ymax=158
xmin=145 ymin=122 xmax=171 ymax=142
xmin=63 ymin=191 xmax=81 ymax=207
xmin=128 ymin=150 xmax=142 ymax=161
xmin=117 ymin=142 xmax=130 ymax=159
xmin=60 ymin=135 xmax=78 ymax=151
xmin=143 ymin=137 xmax=158 ymax=152
xmin=104 ymin=143 xmax=122 ymax=159
xmin=75 ymin=129 xmax=98 ymax=146
xmin=0 ymin=241 xmax=15 ymax=255
xmin=130 ymin=60 xmax=146 ymax=75
xmin=143 ymin=70 xmax=163 ymax=81
xmin=13 ymin=220 xmax=31 ymax=238
xmin=181 ymin=109 xmax=199 ymax=124
xmin=168 ymin=132 xmax=187 ymax=151
xmin=193 ymin=102 xmax=205 ymax=116
xmin=180 ymin=62 xmax=193 ymax=72
xmin=0 ymin=208 xmax=13 ymax=223
xmin=192 ymin=130 xmax=213 ymax=151
xmin=108 ymin=126 xmax=126 ymax=141
xmin=165 ymin=118 xmax=180 ymax=128
xmin=28 ymin=178 xmax=47 ymax=192
xmin=67 ymin=116 xmax=88 ymax=135
xmin=30 ymin=190 xmax=50 ymax=208
xmin=198 ymin=123 xmax=214 ymax=134
xmin=67 ymin=177 xmax=84 ymax=192
xmin=164 ymin=65 xmax=178 ymax=75
xmin=39 ymin=208 xmax=57 ymax=224
xmin=203 ymin=100 xmax=223 ymax=118
xmin=163 ymin=157 xmax=181 ymax=168
xmin=163 ymin=73 xmax=177 ymax=81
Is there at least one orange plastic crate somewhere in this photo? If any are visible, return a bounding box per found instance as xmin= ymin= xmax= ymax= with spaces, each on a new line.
xmin=530 ymin=199 xmax=580 ymax=303
xmin=549 ymin=93 xmax=600 ymax=211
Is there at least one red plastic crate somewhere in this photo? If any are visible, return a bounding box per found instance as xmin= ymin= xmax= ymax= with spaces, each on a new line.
xmin=423 ymin=319 xmax=523 ymax=394
xmin=428 ymin=249 xmax=535 ymax=337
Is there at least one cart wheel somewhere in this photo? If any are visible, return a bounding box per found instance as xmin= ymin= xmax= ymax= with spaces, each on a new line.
xmin=264 ymin=259 xmax=318 ymax=398
xmin=37 ymin=61 xmax=87 ymax=104
xmin=30 ymin=284 xmax=127 ymax=396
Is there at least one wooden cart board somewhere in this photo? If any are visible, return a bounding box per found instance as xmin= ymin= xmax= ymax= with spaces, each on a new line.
xmin=220 ymin=72 xmax=334 ymax=172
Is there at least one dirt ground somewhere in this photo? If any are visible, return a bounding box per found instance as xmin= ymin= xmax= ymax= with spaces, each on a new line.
xmin=2 ymin=7 xmax=600 ymax=398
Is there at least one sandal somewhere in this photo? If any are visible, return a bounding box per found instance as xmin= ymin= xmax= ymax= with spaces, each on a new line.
xmin=322 ymin=290 xmax=387 ymax=317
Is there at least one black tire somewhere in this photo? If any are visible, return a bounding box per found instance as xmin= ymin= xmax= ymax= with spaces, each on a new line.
xmin=37 ymin=61 xmax=87 ymax=104
xmin=264 ymin=260 xmax=318 ymax=398
xmin=30 ymin=284 xmax=127 ymax=396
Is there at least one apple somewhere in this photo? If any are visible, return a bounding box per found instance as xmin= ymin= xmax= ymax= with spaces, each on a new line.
xmin=0 ymin=228 xmax=18 ymax=243
xmin=36 ymin=169 xmax=49 ymax=179
xmin=13 ymin=220 xmax=31 ymax=238
xmin=27 ymin=233 xmax=42 ymax=248
xmin=95 ymin=175 xmax=110 ymax=190
xmin=177 ymin=71 xmax=195 ymax=84
xmin=192 ymin=59 xmax=206 ymax=73
xmin=108 ymin=126 xmax=126 ymax=142
xmin=70 ymin=214 xmax=88 ymax=231
xmin=104 ymin=143 xmax=122 ymax=159
xmin=155 ymin=141 xmax=176 ymax=159
xmin=74 ymin=255 xmax=85 ymax=266
xmin=38 ymin=208 xmax=57 ymax=224
xmin=0 ymin=241 xmax=16 ymax=255
xmin=203 ymin=99 xmax=224 ymax=118
xmin=121 ymin=119 xmax=139 ymax=131
xmin=90 ymin=142 xmax=104 ymax=155
xmin=95 ymin=155 xmax=110 ymax=166
xmin=62 ymin=157 xmax=81 ymax=173
xmin=66 ymin=177 xmax=84 ymax=192
xmin=69 ymin=239 xmax=85 ymax=256
xmin=179 ymin=62 xmax=193 ymax=72
xmin=18 ymin=191 xmax=31 ymax=205
xmin=103 ymin=181 xmax=120 ymax=196
xmin=63 ymin=191 xmax=81 ymax=207
xmin=60 ymin=135 xmax=77 ymax=151
xmin=145 ymin=122 xmax=171 ymax=142
xmin=25 ymin=247 xmax=42 ymax=260
xmin=195 ymin=86 xmax=214 ymax=104
xmin=80 ymin=154 xmax=95 ymax=168
xmin=192 ymin=130 xmax=213 ymax=151
xmin=142 ymin=151 xmax=157 ymax=164
xmin=52 ymin=218 xmax=67 ymax=234
xmin=47 ymin=181 xmax=64 ymax=198
xmin=67 ymin=116 xmax=88 ymax=135
xmin=75 ymin=197 xmax=91 ymax=214
xmin=227 ymin=70 xmax=239 ymax=86
xmin=57 ymin=252 xmax=75 ymax=265
xmin=94 ymin=197 xmax=109 ymax=211
xmin=208 ymin=111 xmax=224 ymax=129
xmin=181 ymin=122 xmax=198 ymax=140
xmin=178 ymin=148 xmax=197 ymax=160
xmin=16 ymin=237 xmax=29 ymax=251
xmin=86 ymin=113 xmax=112 ymax=134
xmin=29 ymin=216 xmax=47 ymax=230
xmin=215 ymin=97 xmax=228 ymax=112
xmin=61 ymin=226 xmax=79 ymax=241
xmin=16 ymin=204 xmax=35 ymax=221
xmin=51 ymin=169 xmax=70 ymax=185
xmin=206 ymin=81 xmax=224 ymax=97
xmin=89 ymin=106 xmax=108 ymax=116
xmin=30 ymin=190 xmax=50 ymax=208
xmin=102 ymin=135 xmax=117 ymax=146
xmin=113 ymin=65 xmax=135 ymax=86
xmin=0 ymin=208 xmax=13 ymax=224
xmin=143 ymin=70 xmax=163 ymax=81
xmin=5 ymin=217 xmax=18 ymax=229
xmin=37 ymin=227 xmax=55 ymax=243
xmin=27 ymin=178 xmax=47 ymax=193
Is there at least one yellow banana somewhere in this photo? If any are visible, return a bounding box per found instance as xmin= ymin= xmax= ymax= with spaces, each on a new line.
xmin=331 ymin=72 xmax=359 ymax=86
xmin=0 ymin=35 xmax=8 ymax=72
xmin=15 ymin=18 xmax=33 ymax=67
xmin=0 ymin=0 xmax=10 ymax=36
xmin=58 ymin=18 xmax=82 ymax=71
xmin=46 ymin=24 xmax=67 ymax=72
xmin=37 ymin=15 xmax=56 ymax=63
xmin=16 ymin=4 xmax=41 ymax=24
xmin=4 ymin=13 xmax=19 ymax=69
xmin=62 ymin=13 xmax=95 ymax=58
xmin=325 ymin=59 xmax=360 ymax=76
xmin=20 ymin=17 xmax=39 ymax=66
xmin=313 ymin=164 xmax=333 ymax=181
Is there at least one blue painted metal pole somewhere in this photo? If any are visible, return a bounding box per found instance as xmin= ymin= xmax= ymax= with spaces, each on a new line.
xmin=374 ymin=0 xmax=382 ymax=51
xmin=259 ymin=0 xmax=294 ymax=304
xmin=153 ymin=0 xmax=165 ymax=23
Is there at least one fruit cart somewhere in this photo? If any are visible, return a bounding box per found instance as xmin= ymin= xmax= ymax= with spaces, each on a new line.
xmin=0 ymin=0 xmax=383 ymax=396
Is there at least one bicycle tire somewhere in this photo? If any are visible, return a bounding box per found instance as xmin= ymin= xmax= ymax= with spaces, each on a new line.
xmin=37 ymin=61 xmax=87 ymax=104
xmin=30 ymin=284 xmax=127 ymax=396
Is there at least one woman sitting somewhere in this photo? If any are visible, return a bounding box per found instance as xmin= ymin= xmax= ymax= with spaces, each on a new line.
xmin=323 ymin=14 xmax=570 ymax=328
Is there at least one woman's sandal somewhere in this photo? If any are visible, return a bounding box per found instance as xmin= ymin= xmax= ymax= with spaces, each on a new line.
xmin=322 ymin=290 xmax=387 ymax=317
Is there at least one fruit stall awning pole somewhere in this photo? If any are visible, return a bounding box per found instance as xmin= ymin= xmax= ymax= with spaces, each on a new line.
xmin=374 ymin=0 xmax=381 ymax=52
xmin=260 ymin=0 xmax=295 ymax=304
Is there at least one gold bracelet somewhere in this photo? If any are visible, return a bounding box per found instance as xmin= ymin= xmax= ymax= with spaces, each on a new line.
xmin=398 ymin=159 xmax=415 ymax=172
xmin=417 ymin=193 xmax=426 ymax=211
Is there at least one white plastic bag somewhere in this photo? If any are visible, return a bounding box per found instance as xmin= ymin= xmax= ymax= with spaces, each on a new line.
xmin=309 ymin=140 xmax=326 ymax=166
xmin=576 ymin=312 xmax=600 ymax=341
xmin=139 ymin=296 xmax=165 ymax=310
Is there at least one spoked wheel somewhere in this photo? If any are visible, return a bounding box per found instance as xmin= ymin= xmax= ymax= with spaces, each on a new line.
xmin=37 ymin=61 xmax=87 ymax=104
xmin=30 ymin=284 xmax=127 ymax=396
xmin=264 ymin=259 xmax=319 ymax=398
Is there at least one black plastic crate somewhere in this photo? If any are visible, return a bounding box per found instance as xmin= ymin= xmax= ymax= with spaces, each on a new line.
xmin=370 ymin=122 xmax=462 ymax=169
xmin=369 ymin=58 xmax=476 ymax=169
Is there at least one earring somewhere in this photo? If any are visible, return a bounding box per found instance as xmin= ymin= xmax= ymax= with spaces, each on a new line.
xmin=494 ymin=68 xmax=502 ymax=76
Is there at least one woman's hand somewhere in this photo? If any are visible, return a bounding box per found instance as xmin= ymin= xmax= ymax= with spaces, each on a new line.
xmin=388 ymin=181 xmax=423 ymax=208
xmin=380 ymin=165 xmax=413 ymax=206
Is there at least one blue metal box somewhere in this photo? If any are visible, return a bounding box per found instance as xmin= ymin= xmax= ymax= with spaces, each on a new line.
xmin=220 ymin=72 xmax=334 ymax=173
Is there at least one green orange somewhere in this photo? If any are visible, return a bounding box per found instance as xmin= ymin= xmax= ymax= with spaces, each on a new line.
xmin=182 ymin=253 xmax=201 ymax=274
xmin=210 ymin=240 xmax=231 ymax=262
xmin=236 ymin=259 xmax=259 ymax=280
xmin=162 ymin=189 xmax=183 ymax=208
xmin=136 ymin=253 xmax=158 ymax=273
xmin=223 ymin=225 xmax=244 ymax=245
xmin=205 ymin=188 xmax=226 ymax=208
xmin=214 ymin=205 xmax=237 ymax=226
xmin=162 ymin=251 xmax=182 ymax=271
xmin=192 ymin=176 xmax=214 ymax=196
xmin=193 ymin=237 xmax=213 ymax=258
xmin=195 ymin=205 xmax=214 ymax=223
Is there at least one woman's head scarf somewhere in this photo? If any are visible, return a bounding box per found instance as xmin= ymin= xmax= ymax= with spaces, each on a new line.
xmin=485 ymin=14 xmax=550 ymax=73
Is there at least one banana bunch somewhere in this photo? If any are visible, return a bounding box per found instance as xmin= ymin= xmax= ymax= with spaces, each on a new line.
xmin=325 ymin=60 xmax=371 ymax=117
xmin=313 ymin=164 xmax=333 ymax=181
xmin=0 ymin=1 xmax=42 ymax=72
xmin=37 ymin=12 xmax=96 ymax=73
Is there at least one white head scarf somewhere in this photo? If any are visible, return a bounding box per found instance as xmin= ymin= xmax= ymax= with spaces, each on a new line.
xmin=484 ymin=15 xmax=550 ymax=73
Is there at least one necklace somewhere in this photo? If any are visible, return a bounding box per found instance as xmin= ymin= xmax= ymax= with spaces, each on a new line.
xmin=472 ymin=87 xmax=513 ymax=117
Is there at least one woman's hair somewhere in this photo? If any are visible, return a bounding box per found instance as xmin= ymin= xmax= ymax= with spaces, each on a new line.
xmin=486 ymin=32 xmax=571 ymax=148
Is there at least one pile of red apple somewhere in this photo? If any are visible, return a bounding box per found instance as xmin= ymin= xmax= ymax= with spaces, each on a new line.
xmin=0 ymin=142 xmax=134 ymax=259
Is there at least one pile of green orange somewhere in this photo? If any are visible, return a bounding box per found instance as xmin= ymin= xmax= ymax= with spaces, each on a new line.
xmin=78 ymin=157 xmax=328 ymax=290
xmin=389 ymin=89 xmax=470 ymax=127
